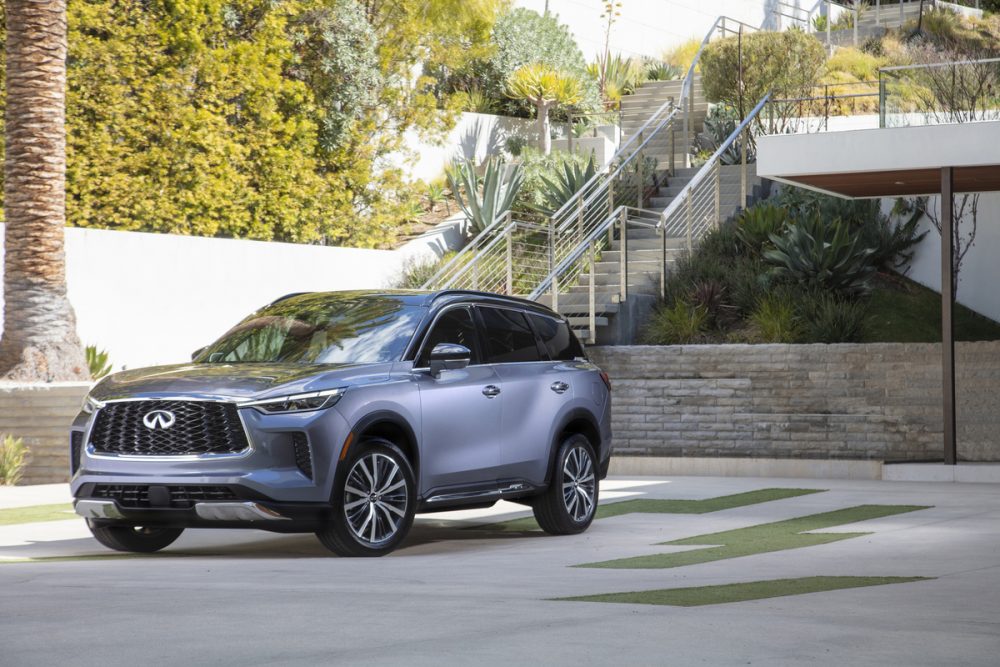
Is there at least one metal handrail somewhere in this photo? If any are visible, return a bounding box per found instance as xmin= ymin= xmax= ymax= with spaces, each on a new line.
xmin=880 ymin=56 xmax=1000 ymax=73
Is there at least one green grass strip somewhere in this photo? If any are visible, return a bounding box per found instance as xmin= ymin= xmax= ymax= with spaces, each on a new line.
xmin=577 ymin=504 xmax=930 ymax=569
xmin=0 ymin=503 xmax=75 ymax=527
xmin=555 ymin=576 xmax=933 ymax=607
xmin=481 ymin=488 xmax=825 ymax=532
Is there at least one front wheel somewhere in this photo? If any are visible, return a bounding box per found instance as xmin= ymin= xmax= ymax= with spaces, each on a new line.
xmin=86 ymin=520 xmax=184 ymax=553
xmin=315 ymin=438 xmax=416 ymax=557
xmin=532 ymin=434 xmax=599 ymax=535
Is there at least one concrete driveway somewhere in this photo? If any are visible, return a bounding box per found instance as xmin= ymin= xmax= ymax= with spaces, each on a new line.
xmin=1 ymin=475 xmax=998 ymax=666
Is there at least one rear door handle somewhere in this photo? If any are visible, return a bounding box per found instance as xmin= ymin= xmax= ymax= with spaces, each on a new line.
xmin=550 ymin=381 xmax=569 ymax=394
xmin=482 ymin=385 xmax=501 ymax=398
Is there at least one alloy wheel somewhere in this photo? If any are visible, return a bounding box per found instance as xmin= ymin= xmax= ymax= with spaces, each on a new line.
xmin=562 ymin=445 xmax=596 ymax=522
xmin=343 ymin=452 xmax=409 ymax=545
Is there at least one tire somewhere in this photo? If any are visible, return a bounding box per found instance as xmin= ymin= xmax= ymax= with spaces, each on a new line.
xmin=86 ymin=520 xmax=184 ymax=553
xmin=315 ymin=438 xmax=416 ymax=557
xmin=532 ymin=433 xmax=599 ymax=535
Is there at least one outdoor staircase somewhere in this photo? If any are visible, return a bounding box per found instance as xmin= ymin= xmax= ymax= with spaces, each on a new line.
xmin=781 ymin=0 xmax=928 ymax=47
xmin=620 ymin=75 xmax=708 ymax=170
xmin=537 ymin=163 xmax=763 ymax=343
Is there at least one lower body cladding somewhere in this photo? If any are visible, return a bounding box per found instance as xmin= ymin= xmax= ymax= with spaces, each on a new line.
xmin=72 ymin=482 xmax=335 ymax=533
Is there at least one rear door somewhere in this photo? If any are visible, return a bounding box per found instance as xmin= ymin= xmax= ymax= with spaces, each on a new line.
xmin=477 ymin=306 xmax=578 ymax=486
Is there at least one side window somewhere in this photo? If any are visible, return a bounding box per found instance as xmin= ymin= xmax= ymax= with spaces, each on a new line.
xmin=528 ymin=313 xmax=585 ymax=361
xmin=478 ymin=307 xmax=543 ymax=363
xmin=417 ymin=307 xmax=479 ymax=366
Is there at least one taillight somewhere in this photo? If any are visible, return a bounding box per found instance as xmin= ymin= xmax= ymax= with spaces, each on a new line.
xmin=599 ymin=371 xmax=611 ymax=392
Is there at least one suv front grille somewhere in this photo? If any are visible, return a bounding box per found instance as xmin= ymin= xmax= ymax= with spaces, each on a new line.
xmin=92 ymin=484 xmax=238 ymax=509
xmin=89 ymin=400 xmax=250 ymax=456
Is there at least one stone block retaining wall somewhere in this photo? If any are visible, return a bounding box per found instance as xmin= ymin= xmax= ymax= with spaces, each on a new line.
xmin=0 ymin=383 xmax=90 ymax=485
xmin=588 ymin=342 xmax=1000 ymax=462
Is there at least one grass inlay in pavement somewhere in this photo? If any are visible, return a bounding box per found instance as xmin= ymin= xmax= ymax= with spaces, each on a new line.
xmin=577 ymin=504 xmax=930 ymax=569
xmin=480 ymin=488 xmax=825 ymax=532
xmin=555 ymin=576 xmax=933 ymax=607
xmin=0 ymin=503 xmax=75 ymax=527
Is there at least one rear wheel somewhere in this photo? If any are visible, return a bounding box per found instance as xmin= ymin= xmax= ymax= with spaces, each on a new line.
xmin=532 ymin=434 xmax=599 ymax=535
xmin=86 ymin=521 xmax=184 ymax=553
xmin=315 ymin=438 xmax=416 ymax=557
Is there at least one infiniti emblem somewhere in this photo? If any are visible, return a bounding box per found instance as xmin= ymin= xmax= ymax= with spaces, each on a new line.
xmin=143 ymin=410 xmax=176 ymax=430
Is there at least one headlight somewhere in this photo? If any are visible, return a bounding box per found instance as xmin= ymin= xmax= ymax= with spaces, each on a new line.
xmin=239 ymin=388 xmax=344 ymax=414
xmin=81 ymin=395 xmax=104 ymax=415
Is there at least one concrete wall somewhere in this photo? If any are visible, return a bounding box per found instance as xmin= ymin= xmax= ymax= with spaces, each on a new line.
xmin=589 ymin=342 xmax=1000 ymax=463
xmin=0 ymin=222 xmax=462 ymax=371
xmin=0 ymin=383 xmax=90 ymax=485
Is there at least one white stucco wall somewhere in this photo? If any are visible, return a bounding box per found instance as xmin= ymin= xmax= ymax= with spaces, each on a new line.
xmin=514 ymin=0 xmax=780 ymax=60
xmin=0 ymin=224 xmax=461 ymax=371
xmin=900 ymin=192 xmax=1000 ymax=325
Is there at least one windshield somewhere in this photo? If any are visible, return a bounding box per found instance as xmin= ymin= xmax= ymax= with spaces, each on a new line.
xmin=196 ymin=294 xmax=425 ymax=365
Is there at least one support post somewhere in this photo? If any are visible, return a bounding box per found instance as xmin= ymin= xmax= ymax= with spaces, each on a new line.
xmin=588 ymin=240 xmax=596 ymax=344
xmin=900 ymin=0 xmax=904 ymax=25
xmin=618 ymin=207 xmax=628 ymax=303
xmin=549 ymin=218 xmax=558 ymax=313
xmin=853 ymin=6 xmax=858 ymax=46
xmin=637 ymin=130 xmax=645 ymax=209
xmin=685 ymin=193 xmax=693 ymax=254
xmin=941 ymin=167 xmax=957 ymax=465
xmin=826 ymin=0 xmax=832 ymax=53
xmin=659 ymin=223 xmax=667 ymax=299
xmin=505 ymin=225 xmax=513 ymax=295
xmin=714 ymin=161 xmax=721 ymax=227
xmin=875 ymin=0 xmax=880 ymax=26
xmin=740 ymin=128 xmax=748 ymax=208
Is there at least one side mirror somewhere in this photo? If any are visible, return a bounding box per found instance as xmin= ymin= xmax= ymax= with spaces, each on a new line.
xmin=428 ymin=343 xmax=471 ymax=378
xmin=191 ymin=346 xmax=207 ymax=362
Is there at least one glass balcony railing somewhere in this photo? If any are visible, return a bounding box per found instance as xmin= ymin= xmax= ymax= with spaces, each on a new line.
xmin=879 ymin=58 xmax=1000 ymax=128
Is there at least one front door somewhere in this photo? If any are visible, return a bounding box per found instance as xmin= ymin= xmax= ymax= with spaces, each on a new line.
xmin=413 ymin=306 xmax=502 ymax=494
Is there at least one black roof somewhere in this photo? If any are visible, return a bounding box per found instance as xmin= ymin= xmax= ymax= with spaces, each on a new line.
xmin=268 ymin=289 xmax=559 ymax=317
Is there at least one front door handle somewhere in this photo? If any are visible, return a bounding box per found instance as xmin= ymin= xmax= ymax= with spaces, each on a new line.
xmin=550 ymin=381 xmax=569 ymax=394
xmin=482 ymin=385 xmax=501 ymax=398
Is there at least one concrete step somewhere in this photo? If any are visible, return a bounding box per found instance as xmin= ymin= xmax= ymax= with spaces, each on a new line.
xmin=567 ymin=315 xmax=609 ymax=328
xmin=537 ymin=292 xmax=620 ymax=311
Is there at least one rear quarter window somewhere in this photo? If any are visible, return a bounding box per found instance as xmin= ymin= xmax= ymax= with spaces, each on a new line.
xmin=528 ymin=313 xmax=585 ymax=361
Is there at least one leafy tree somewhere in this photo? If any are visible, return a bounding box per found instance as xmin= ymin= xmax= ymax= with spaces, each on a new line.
xmin=437 ymin=7 xmax=600 ymax=120
xmin=700 ymin=29 xmax=826 ymax=130
xmin=507 ymin=64 xmax=583 ymax=155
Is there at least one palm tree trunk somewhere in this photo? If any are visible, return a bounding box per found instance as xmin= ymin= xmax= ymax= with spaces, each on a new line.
xmin=0 ymin=0 xmax=87 ymax=381
xmin=537 ymin=101 xmax=553 ymax=156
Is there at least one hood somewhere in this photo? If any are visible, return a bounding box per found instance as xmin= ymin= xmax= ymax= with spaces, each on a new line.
xmin=90 ymin=362 xmax=393 ymax=402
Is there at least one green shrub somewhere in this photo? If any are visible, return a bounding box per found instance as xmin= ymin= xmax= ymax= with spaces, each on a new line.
xmin=690 ymin=280 xmax=739 ymax=329
xmin=85 ymin=345 xmax=113 ymax=380
xmin=764 ymin=215 xmax=878 ymax=296
xmin=796 ymin=291 xmax=870 ymax=343
xmin=395 ymin=252 xmax=458 ymax=289
xmin=697 ymin=222 xmax=743 ymax=261
xmin=700 ymin=30 xmax=825 ymax=126
xmin=0 ymin=435 xmax=29 ymax=486
xmin=859 ymin=199 xmax=928 ymax=272
xmin=643 ymin=300 xmax=709 ymax=344
xmin=736 ymin=203 xmax=790 ymax=253
xmin=663 ymin=38 xmax=701 ymax=74
xmin=826 ymin=47 xmax=885 ymax=81
xmin=749 ymin=292 xmax=802 ymax=343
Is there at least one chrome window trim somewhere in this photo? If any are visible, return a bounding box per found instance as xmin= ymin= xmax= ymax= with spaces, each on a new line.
xmin=84 ymin=397 xmax=256 ymax=461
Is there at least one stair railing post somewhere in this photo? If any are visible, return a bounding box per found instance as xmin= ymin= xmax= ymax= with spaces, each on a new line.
xmin=505 ymin=224 xmax=513 ymax=295
xmin=577 ymin=197 xmax=585 ymax=244
xmin=637 ymin=129 xmax=645 ymax=209
xmin=740 ymin=127 xmax=748 ymax=208
xmin=659 ymin=221 xmax=667 ymax=300
xmin=899 ymin=0 xmax=904 ymax=25
xmin=685 ymin=191 xmax=693 ymax=254
xmin=618 ymin=207 xmax=628 ymax=303
xmin=549 ymin=217 xmax=558 ymax=313
xmin=875 ymin=0 xmax=880 ymax=27
xmin=670 ymin=121 xmax=676 ymax=175
xmin=588 ymin=239 xmax=596 ymax=344
xmin=714 ymin=159 xmax=721 ymax=228
xmin=853 ymin=6 xmax=858 ymax=46
xmin=607 ymin=171 xmax=615 ymax=248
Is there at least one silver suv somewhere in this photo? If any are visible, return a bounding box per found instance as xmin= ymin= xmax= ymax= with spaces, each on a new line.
xmin=70 ymin=290 xmax=612 ymax=556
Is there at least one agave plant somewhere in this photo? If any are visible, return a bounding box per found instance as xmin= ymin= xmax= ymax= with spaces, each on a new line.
xmin=528 ymin=153 xmax=599 ymax=216
xmin=692 ymin=105 xmax=752 ymax=166
xmin=85 ymin=345 xmax=113 ymax=380
xmin=589 ymin=53 xmax=645 ymax=108
xmin=764 ymin=215 xmax=878 ymax=296
xmin=735 ymin=203 xmax=790 ymax=253
xmin=447 ymin=157 xmax=525 ymax=235
xmin=642 ymin=58 xmax=682 ymax=82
